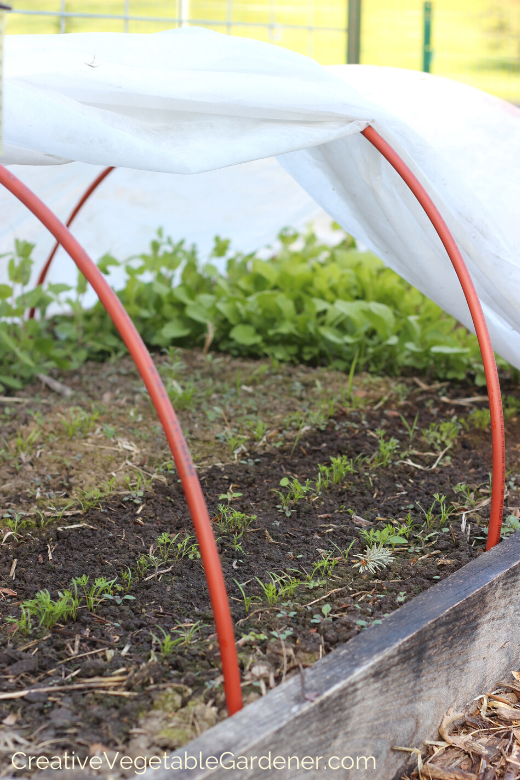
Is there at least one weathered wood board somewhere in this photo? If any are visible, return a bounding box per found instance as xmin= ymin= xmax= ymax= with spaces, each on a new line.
xmin=147 ymin=533 xmax=520 ymax=780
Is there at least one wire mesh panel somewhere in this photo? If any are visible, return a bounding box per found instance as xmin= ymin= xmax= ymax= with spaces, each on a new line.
xmin=5 ymin=0 xmax=520 ymax=102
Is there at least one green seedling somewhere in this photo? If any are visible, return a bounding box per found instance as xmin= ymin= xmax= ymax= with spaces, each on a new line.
xmin=251 ymin=419 xmax=268 ymax=442
xmin=221 ymin=431 xmax=248 ymax=458
xmin=310 ymin=603 xmax=332 ymax=624
xmin=157 ymin=531 xmax=178 ymax=562
xmin=359 ymin=524 xmax=408 ymax=549
xmin=151 ymin=626 xmax=182 ymax=656
xmin=329 ymin=455 xmax=356 ymax=484
xmin=330 ymin=540 xmax=355 ymax=563
xmin=7 ymin=588 xmax=78 ymax=634
xmin=273 ymin=477 xmax=311 ymax=515
xmin=135 ymin=555 xmax=151 ymax=579
xmin=453 ymin=482 xmax=479 ymax=510
xmin=72 ymin=575 xmax=117 ymax=613
xmin=422 ymin=418 xmax=461 ymax=451
xmin=175 ymin=535 xmax=201 ymax=560
xmin=310 ymin=552 xmax=338 ymax=580
xmin=60 ymin=407 xmax=100 ymax=439
xmin=215 ymin=504 xmax=256 ymax=534
xmin=399 ymin=412 xmax=419 ymax=441
xmin=166 ymin=379 xmax=195 ymax=410
xmin=372 ymin=429 xmax=399 ymax=468
xmin=468 ymin=407 xmax=491 ymax=431
xmin=433 ymin=493 xmax=454 ymax=524
xmin=121 ymin=567 xmax=134 ymax=592
xmin=233 ymin=579 xmax=257 ymax=615
xmin=255 ymin=572 xmax=300 ymax=606
xmin=172 ymin=621 xmax=201 ymax=647
xmin=218 ymin=487 xmax=243 ymax=505
xmin=501 ymin=514 xmax=520 ymax=538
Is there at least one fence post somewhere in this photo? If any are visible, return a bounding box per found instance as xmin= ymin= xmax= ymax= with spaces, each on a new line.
xmin=347 ymin=0 xmax=361 ymax=64
xmin=423 ymin=1 xmax=433 ymax=72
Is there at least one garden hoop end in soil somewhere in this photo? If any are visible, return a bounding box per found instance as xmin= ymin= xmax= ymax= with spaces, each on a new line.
xmin=361 ymin=125 xmax=505 ymax=550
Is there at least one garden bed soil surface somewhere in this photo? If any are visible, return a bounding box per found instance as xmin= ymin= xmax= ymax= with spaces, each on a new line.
xmin=0 ymin=349 xmax=519 ymax=777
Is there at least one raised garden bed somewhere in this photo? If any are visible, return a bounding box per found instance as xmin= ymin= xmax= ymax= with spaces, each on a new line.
xmin=0 ymin=349 xmax=518 ymax=776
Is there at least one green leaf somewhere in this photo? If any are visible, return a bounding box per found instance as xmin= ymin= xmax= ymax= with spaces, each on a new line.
xmin=430 ymin=345 xmax=470 ymax=355
xmin=0 ymin=285 xmax=13 ymax=300
xmin=229 ymin=324 xmax=262 ymax=346
xmin=160 ymin=320 xmax=191 ymax=340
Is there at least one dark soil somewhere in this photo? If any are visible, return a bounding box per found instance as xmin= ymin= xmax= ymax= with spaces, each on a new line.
xmin=0 ymin=358 xmax=519 ymax=776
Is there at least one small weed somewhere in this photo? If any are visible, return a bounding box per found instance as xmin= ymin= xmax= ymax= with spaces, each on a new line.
xmin=329 ymin=455 xmax=356 ymax=484
xmin=233 ymin=579 xmax=257 ymax=615
xmin=121 ymin=567 xmax=134 ymax=592
xmin=7 ymin=588 xmax=78 ymax=634
xmin=256 ymin=572 xmax=300 ymax=605
xmin=422 ymin=417 xmax=461 ymax=451
xmin=166 ymin=379 xmax=195 ymax=410
xmin=250 ymin=419 xmax=268 ymax=442
xmin=468 ymin=407 xmax=491 ymax=431
xmin=372 ymin=429 xmax=399 ymax=468
xmin=399 ymin=412 xmax=419 ymax=441
xmin=215 ymin=504 xmax=256 ymax=534
xmin=172 ymin=621 xmax=201 ymax=647
xmin=273 ymin=477 xmax=311 ymax=515
xmin=151 ymin=626 xmax=181 ymax=656
xmin=502 ymin=514 xmax=520 ymax=538
xmin=453 ymin=482 xmax=479 ymax=510
xmin=310 ymin=552 xmax=338 ymax=580
xmin=60 ymin=407 xmax=100 ymax=439
xmin=157 ymin=531 xmax=177 ymax=562
xmin=72 ymin=575 xmax=116 ymax=613
xmin=330 ymin=540 xmax=355 ymax=563
xmin=359 ymin=524 xmax=409 ymax=549
xmin=220 ymin=430 xmax=248 ymax=459
xmin=310 ymin=603 xmax=333 ymax=624
xmin=175 ymin=535 xmax=201 ymax=560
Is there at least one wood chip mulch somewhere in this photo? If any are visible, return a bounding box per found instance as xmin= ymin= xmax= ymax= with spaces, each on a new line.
xmin=400 ymin=670 xmax=520 ymax=780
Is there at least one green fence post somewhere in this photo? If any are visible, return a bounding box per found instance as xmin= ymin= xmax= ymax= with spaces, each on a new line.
xmin=347 ymin=0 xmax=362 ymax=64
xmin=423 ymin=1 xmax=433 ymax=72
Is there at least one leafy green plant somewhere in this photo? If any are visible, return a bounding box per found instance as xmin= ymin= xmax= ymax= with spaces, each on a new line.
xmin=157 ymin=531 xmax=177 ymax=562
xmin=359 ymin=524 xmax=409 ymax=549
xmin=0 ymin=228 xmax=504 ymax=392
xmin=453 ymin=482 xmax=479 ymax=510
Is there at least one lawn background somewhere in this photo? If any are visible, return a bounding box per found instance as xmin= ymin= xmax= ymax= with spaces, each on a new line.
xmin=5 ymin=0 xmax=520 ymax=103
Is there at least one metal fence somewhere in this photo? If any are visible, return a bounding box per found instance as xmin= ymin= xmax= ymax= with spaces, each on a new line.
xmin=5 ymin=0 xmax=520 ymax=102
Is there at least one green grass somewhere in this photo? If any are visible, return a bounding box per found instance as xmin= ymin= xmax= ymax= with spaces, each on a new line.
xmin=6 ymin=0 xmax=520 ymax=102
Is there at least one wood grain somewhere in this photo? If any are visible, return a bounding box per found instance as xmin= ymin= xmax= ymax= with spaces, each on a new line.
xmin=147 ymin=533 xmax=520 ymax=780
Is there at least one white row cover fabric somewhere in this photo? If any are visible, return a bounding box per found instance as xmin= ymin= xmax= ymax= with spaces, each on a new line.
xmin=2 ymin=29 xmax=520 ymax=368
